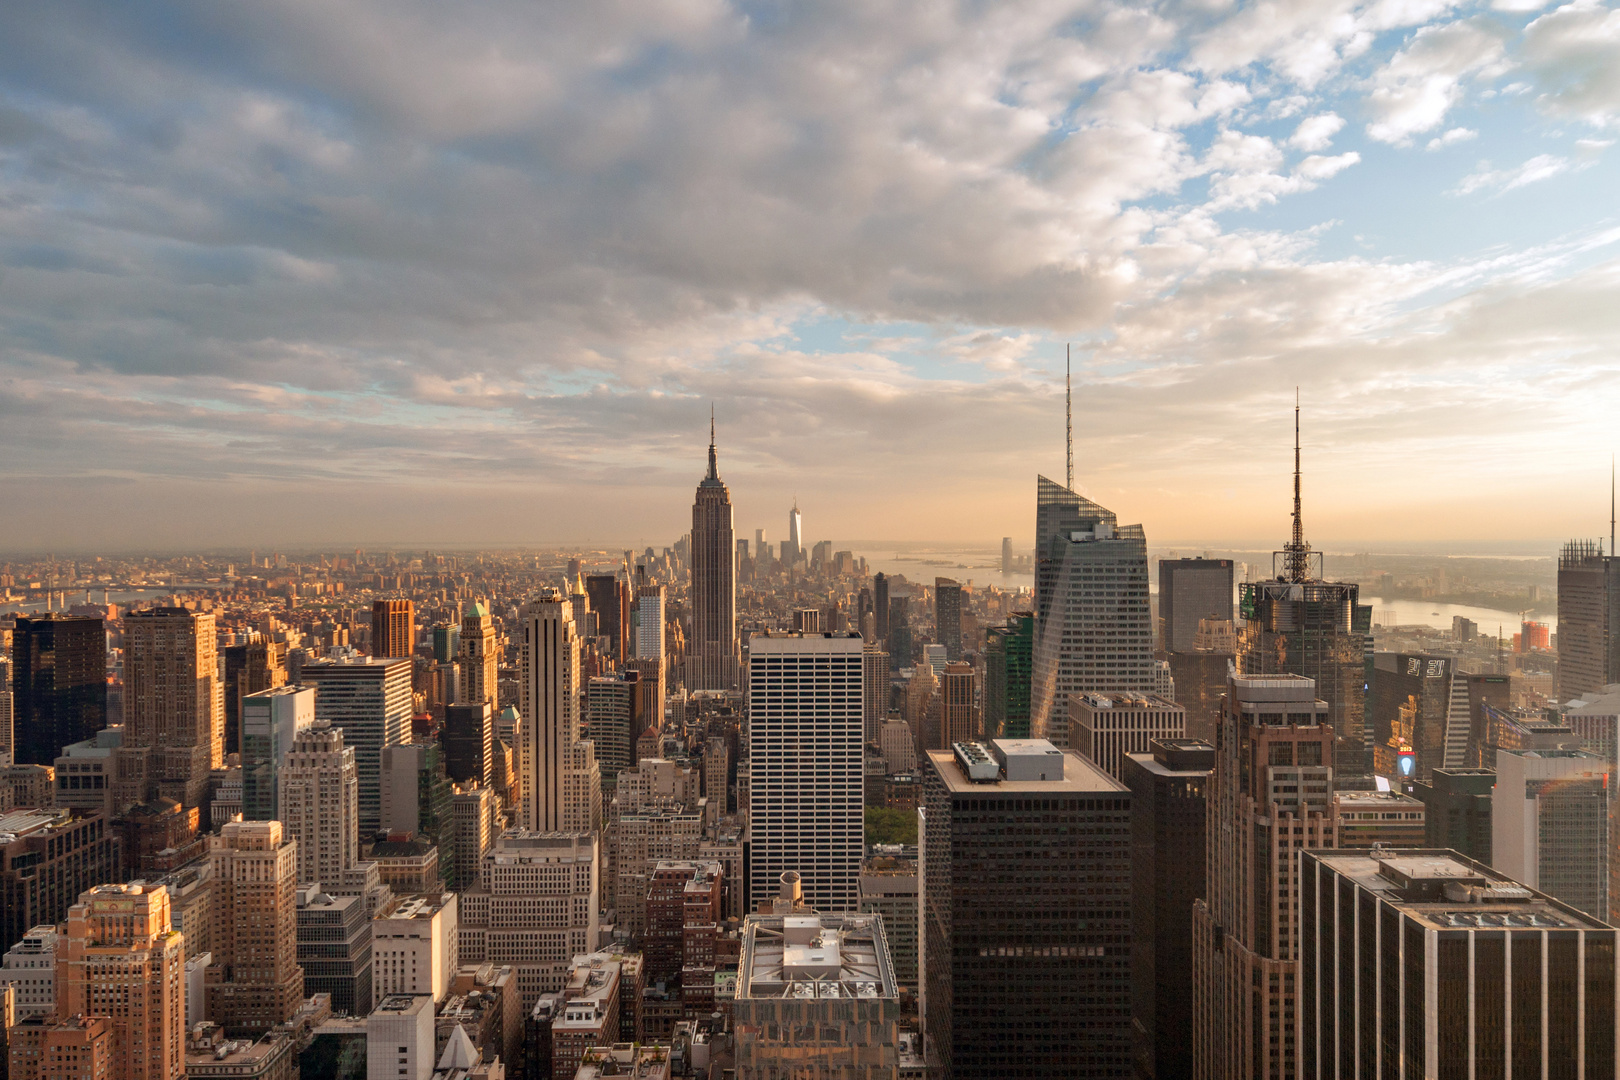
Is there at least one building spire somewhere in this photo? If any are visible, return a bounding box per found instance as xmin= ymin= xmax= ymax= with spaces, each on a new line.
xmin=1610 ymin=453 xmax=1614 ymax=557
xmin=1065 ymin=343 xmax=1073 ymax=492
xmin=1283 ymin=389 xmax=1313 ymax=583
xmin=707 ymin=405 xmax=719 ymax=482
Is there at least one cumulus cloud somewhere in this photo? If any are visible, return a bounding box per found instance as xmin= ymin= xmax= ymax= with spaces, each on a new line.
xmin=1365 ymin=19 xmax=1508 ymax=145
xmin=1521 ymin=0 xmax=1620 ymax=126
xmin=1290 ymin=112 xmax=1346 ymax=151
xmin=1426 ymin=126 xmax=1478 ymax=149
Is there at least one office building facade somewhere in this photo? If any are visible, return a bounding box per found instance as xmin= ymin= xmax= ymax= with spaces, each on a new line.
xmin=279 ymin=720 xmax=360 ymax=886
xmin=124 ymin=608 xmax=223 ymax=810
xmin=205 ymin=819 xmax=304 ymax=1034
xmin=458 ymin=603 xmax=499 ymax=710
xmin=1493 ymin=747 xmax=1609 ymax=921
xmin=1122 ymin=739 xmax=1212 ymax=1080
xmin=517 ymin=591 xmax=578 ymax=833
xmin=1412 ymin=767 xmax=1494 ymax=863
xmin=747 ymin=633 xmax=865 ymax=913
xmin=58 ymin=882 xmax=185 ymax=1080
xmin=922 ymin=739 xmax=1133 ymax=1078
xmin=1030 ymin=476 xmax=1155 ymax=745
xmin=371 ymin=600 xmax=415 ymax=660
xmin=1158 ymin=557 xmax=1234 ymax=653
xmin=10 ymin=615 xmax=105 ymax=766
xmin=241 ymin=686 xmax=315 ymax=822
xmin=1559 ymin=539 xmax=1620 ymax=700
xmin=984 ymin=611 xmax=1034 ymax=740
xmin=1299 ymin=849 xmax=1619 ymax=1078
xmin=301 ymin=653 xmax=413 ymax=838
xmin=1192 ymin=674 xmax=1336 ymax=1080
xmin=1068 ymin=691 xmax=1185 ymax=781
xmin=934 ymin=578 xmax=963 ymax=661
xmin=442 ymin=701 xmax=494 ymax=788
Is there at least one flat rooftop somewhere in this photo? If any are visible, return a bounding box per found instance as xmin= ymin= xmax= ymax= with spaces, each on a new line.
xmin=1308 ymin=850 xmax=1610 ymax=932
xmin=927 ymin=747 xmax=1127 ymax=795
xmin=737 ymin=913 xmax=898 ymax=1001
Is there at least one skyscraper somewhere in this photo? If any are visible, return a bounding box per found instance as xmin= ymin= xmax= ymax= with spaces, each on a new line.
xmin=57 ymin=882 xmax=185 ymax=1080
xmin=747 ymin=632 xmax=864 ymax=912
xmin=458 ymin=601 xmax=499 ymax=710
xmin=921 ymin=740 xmax=1132 ymax=1078
xmin=933 ymin=577 xmax=963 ymax=661
xmin=1192 ymin=673 xmax=1336 ymax=1080
xmin=240 ymin=686 xmax=314 ymax=822
xmin=279 ymin=720 xmax=359 ymax=886
xmin=1299 ymin=849 xmax=1618 ymax=1078
xmin=300 ymin=653 xmax=413 ymax=837
xmin=1029 ymin=476 xmax=1154 ymax=745
xmin=634 ymin=585 xmax=665 ymax=663
xmin=1493 ymin=747 xmax=1609 ymax=920
xmin=1000 ymin=536 xmax=1013 ymax=575
xmin=221 ymin=637 xmax=287 ymax=760
xmin=584 ymin=575 xmax=630 ymax=661
xmin=1236 ymin=409 xmax=1367 ymax=775
xmin=1558 ymin=538 xmax=1620 ymax=700
xmin=1122 ymin=739 xmax=1212 ymax=1080
xmin=585 ymin=672 xmax=637 ymax=791
xmin=517 ymin=591 xmax=579 ymax=832
xmin=124 ymin=608 xmax=223 ymax=810
xmin=442 ymin=701 xmax=494 ymax=787
xmin=205 ymin=819 xmax=303 ymax=1034
xmin=10 ymin=615 xmax=105 ymax=766
xmin=371 ymin=599 xmax=415 ymax=659
xmin=873 ymin=573 xmax=890 ymax=643
xmin=686 ymin=419 xmax=739 ymax=691
xmin=984 ymin=612 xmax=1034 ymax=740
xmin=937 ymin=662 xmax=975 ymax=748
xmin=1157 ymin=557 xmax=1233 ymax=653
xmin=861 ymin=640 xmax=890 ymax=744
xmin=785 ymin=501 xmax=803 ymax=566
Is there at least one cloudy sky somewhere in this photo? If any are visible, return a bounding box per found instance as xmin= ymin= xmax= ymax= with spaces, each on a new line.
xmin=2 ymin=0 xmax=1618 ymax=553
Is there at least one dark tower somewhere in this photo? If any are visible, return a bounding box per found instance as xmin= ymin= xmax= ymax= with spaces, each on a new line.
xmin=686 ymin=412 xmax=739 ymax=691
xmin=12 ymin=614 xmax=106 ymax=765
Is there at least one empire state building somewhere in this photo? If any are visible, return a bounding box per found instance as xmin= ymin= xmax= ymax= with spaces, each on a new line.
xmin=686 ymin=418 xmax=739 ymax=691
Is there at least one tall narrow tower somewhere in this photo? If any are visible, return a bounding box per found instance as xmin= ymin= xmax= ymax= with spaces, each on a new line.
xmin=124 ymin=607 xmax=223 ymax=809
xmin=686 ymin=417 xmax=739 ymax=691
xmin=518 ymin=590 xmax=579 ymax=831
xmin=458 ymin=601 xmax=498 ymax=709
xmin=1235 ymin=405 xmax=1368 ymax=776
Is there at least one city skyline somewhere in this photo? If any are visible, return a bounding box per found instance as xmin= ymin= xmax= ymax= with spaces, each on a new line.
xmin=2 ymin=4 xmax=1619 ymax=550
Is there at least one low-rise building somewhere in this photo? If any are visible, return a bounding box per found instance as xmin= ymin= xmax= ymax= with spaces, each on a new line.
xmin=0 ymin=925 xmax=57 ymax=1018
xmin=572 ymin=1045 xmax=670 ymax=1080
xmin=184 ymin=1025 xmax=297 ymax=1080
xmin=371 ymin=836 xmax=442 ymax=896
xmin=6 ymin=1014 xmax=113 ymax=1080
xmin=373 ymin=893 xmax=458 ymax=1003
xmin=551 ymin=957 xmax=620 ymax=1080
xmin=297 ymin=884 xmax=375 ymax=1017
xmin=367 ymin=994 xmax=437 ymax=1080
xmin=1331 ymin=789 xmax=1427 ymax=849
xmin=436 ymin=964 xmax=521 ymax=1073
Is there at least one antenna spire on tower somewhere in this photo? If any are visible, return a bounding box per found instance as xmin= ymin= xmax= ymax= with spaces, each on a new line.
xmin=1065 ymin=344 xmax=1073 ymax=492
xmin=1283 ymin=389 xmax=1313 ymax=583
xmin=1610 ymin=453 xmax=1614 ymax=557
xmin=706 ymin=405 xmax=719 ymax=482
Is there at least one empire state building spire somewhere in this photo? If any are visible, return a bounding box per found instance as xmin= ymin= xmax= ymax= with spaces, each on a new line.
xmin=707 ymin=405 xmax=719 ymax=482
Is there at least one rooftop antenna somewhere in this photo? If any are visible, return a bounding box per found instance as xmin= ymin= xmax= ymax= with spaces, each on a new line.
xmin=1065 ymin=344 xmax=1073 ymax=492
xmin=1282 ymin=389 xmax=1312 ymax=583
xmin=1610 ymin=453 xmax=1614 ymax=557
xmin=706 ymin=404 xmax=718 ymax=481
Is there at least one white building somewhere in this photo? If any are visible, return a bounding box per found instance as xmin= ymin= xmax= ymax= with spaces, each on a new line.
xmin=280 ymin=720 xmax=360 ymax=885
xmin=52 ymin=726 xmax=123 ymax=818
xmin=0 ymin=925 xmax=58 ymax=1018
xmin=517 ymin=592 xmax=579 ymax=833
xmin=367 ymin=993 xmax=436 ymax=1080
xmin=747 ymin=632 xmax=864 ymax=913
xmin=373 ymin=893 xmax=459 ymax=1003
xmin=184 ymin=950 xmax=213 ymax=1029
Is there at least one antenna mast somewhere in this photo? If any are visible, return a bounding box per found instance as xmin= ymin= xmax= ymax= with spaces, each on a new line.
xmin=1611 ymin=454 xmax=1615 ymax=557
xmin=1283 ymin=389 xmax=1312 ymax=583
xmin=1065 ymin=344 xmax=1073 ymax=492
